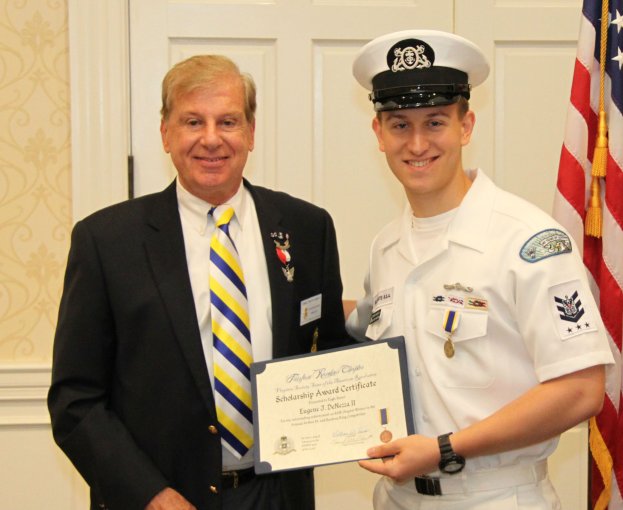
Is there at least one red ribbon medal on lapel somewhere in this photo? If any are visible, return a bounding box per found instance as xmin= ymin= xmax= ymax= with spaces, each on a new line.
xmin=275 ymin=246 xmax=290 ymax=265
xmin=271 ymin=231 xmax=295 ymax=282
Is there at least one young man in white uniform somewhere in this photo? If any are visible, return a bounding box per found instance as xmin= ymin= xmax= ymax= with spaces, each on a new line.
xmin=347 ymin=30 xmax=615 ymax=509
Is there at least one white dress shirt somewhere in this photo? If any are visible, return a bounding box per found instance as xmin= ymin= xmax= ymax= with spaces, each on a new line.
xmin=177 ymin=180 xmax=272 ymax=470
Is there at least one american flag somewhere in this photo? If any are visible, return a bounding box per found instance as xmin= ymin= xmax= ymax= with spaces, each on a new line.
xmin=553 ymin=0 xmax=623 ymax=508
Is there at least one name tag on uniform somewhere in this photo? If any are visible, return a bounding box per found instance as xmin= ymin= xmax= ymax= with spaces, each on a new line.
xmin=300 ymin=294 xmax=322 ymax=326
xmin=373 ymin=288 xmax=394 ymax=309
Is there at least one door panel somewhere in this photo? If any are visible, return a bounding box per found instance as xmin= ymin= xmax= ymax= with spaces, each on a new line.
xmin=456 ymin=0 xmax=580 ymax=214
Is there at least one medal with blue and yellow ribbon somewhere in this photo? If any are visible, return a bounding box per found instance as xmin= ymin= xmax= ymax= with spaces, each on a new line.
xmin=379 ymin=408 xmax=392 ymax=442
xmin=442 ymin=309 xmax=460 ymax=358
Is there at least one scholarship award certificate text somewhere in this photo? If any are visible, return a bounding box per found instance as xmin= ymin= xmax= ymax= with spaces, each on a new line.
xmin=251 ymin=337 xmax=414 ymax=473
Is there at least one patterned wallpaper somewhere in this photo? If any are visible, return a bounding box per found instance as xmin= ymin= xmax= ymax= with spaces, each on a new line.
xmin=0 ymin=0 xmax=70 ymax=363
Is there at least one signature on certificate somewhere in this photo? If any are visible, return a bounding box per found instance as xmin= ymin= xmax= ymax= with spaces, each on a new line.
xmin=331 ymin=428 xmax=373 ymax=446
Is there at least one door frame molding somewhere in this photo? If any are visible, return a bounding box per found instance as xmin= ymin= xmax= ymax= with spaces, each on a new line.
xmin=67 ymin=0 xmax=130 ymax=221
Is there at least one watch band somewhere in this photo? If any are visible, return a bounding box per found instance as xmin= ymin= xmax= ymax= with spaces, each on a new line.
xmin=437 ymin=432 xmax=466 ymax=474
xmin=438 ymin=432 xmax=454 ymax=456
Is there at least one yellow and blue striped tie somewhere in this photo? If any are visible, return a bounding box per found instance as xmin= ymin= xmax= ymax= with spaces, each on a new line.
xmin=209 ymin=206 xmax=253 ymax=458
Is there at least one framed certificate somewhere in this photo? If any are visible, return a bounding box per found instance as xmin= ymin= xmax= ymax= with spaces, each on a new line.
xmin=251 ymin=337 xmax=414 ymax=474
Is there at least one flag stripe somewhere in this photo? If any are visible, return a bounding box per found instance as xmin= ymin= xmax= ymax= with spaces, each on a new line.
xmin=557 ymin=145 xmax=588 ymax=218
xmin=605 ymin=154 xmax=623 ymax=230
xmin=571 ymin=58 xmax=598 ymax=139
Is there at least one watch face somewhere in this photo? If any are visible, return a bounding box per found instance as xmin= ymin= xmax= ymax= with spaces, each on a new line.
xmin=438 ymin=433 xmax=465 ymax=474
xmin=442 ymin=460 xmax=464 ymax=473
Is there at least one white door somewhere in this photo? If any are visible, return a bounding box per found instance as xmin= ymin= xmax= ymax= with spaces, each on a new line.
xmin=129 ymin=1 xmax=587 ymax=508
xmin=457 ymin=0 xmax=583 ymax=216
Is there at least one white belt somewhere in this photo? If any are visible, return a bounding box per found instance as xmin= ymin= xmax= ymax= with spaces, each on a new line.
xmin=414 ymin=461 xmax=548 ymax=496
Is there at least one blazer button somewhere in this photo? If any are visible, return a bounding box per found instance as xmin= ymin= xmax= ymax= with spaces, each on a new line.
xmin=208 ymin=425 xmax=218 ymax=434
xmin=210 ymin=485 xmax=219 ymax=494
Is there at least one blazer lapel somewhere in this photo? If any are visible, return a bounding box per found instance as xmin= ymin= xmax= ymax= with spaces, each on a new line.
xmin=142 ymin=183 xmax=217 ymax=416
xmin=245 ymin=181 xmax=294 ymax=359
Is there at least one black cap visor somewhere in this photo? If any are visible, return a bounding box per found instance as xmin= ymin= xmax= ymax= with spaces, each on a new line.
xmin=370 ymin=66 xmax=470 ymax=111
xmin=370 ymin=85 xmax=470 ymax=112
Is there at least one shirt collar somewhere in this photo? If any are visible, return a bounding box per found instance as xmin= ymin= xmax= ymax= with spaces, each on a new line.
xmin=176 ymin=179 xmax=248 ymax=235
xmin=447 ymin=168 xmax=492 ymax=253
xmin=381 ymin=168 xmax=492 ymax=255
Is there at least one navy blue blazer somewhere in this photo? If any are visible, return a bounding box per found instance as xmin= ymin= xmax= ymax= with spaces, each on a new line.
xmin=48 ymin=180 xmax=349 ymax=510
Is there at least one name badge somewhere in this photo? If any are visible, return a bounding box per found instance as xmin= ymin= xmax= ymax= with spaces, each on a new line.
xmin=373 ymin=288 xmax=394 ymax=309
xmin=300 ymin=294 xmax=322 ymax=326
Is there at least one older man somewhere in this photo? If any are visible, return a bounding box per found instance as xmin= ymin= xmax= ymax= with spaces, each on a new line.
xmin=49 ymin=55 xmax=349 ymax=510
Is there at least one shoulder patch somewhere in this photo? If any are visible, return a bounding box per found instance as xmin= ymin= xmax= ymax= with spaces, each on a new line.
xmin=519 ymin=229 xmax=572 ymax=263
xmin=548 ymin=281 xmax=597 ymax=340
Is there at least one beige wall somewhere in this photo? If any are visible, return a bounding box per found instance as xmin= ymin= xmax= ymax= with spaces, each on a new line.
xmin=0 ymin=0 xmax=70 ymax=363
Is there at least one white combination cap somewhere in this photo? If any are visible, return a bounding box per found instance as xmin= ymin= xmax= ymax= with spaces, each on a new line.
xmin=353 ymin=29 xmax=489 ymax=111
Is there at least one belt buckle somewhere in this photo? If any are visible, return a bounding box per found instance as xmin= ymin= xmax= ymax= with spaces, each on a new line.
xmin=415 ymin=476 xmax=442 ymax=496
xmin=223 ymin=470 xmax=240 ymax=489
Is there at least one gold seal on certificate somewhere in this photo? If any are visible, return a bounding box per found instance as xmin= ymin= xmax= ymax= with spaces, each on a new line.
xmin=274 ymin=435 xmax=295 ymax=455
xmin=251 ymin=337 xmax=414 ymax=473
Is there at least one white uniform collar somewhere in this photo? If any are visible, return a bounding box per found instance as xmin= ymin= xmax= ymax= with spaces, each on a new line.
xmin=379 ymin=168 xmax=493 ymax=259
xmin=447 ymin=168 xmax=493 ymax=254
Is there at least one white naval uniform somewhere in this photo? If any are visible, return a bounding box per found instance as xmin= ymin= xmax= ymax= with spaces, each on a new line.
xmin=347 ymin=169 xmax=614 ymax=509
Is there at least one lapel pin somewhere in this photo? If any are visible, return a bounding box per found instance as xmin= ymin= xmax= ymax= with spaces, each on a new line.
xmin=271 ymin=231 xmax=295 ymax=283
xmin=443 ymin=282 xmax=473 ymax=293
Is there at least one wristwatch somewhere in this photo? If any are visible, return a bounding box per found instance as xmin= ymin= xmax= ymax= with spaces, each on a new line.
xmin=438 ymin=433 xmax=465 ymax=474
